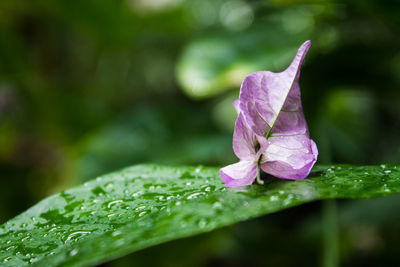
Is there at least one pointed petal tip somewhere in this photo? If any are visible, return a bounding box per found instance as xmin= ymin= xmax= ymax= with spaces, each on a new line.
xmin=298 ymin=40 xmax=311 ymax=52
xmin=285 ymin=40 xmax=312 ymax=77
xmin=303 ymin=40 xmax=312 ymax=47
xmin=297 ymin=40 xmax=311 ymax=57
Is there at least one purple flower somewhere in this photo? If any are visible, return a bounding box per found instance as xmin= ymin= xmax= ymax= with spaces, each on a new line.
xmin=220 ymin=40 xmax=318 ymax=187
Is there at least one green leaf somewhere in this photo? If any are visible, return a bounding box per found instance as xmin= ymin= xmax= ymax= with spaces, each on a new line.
xmin=1 ymin=164 xmax=400 ymax=266
xmin=176 ymin=26 xmax=312 ymax=99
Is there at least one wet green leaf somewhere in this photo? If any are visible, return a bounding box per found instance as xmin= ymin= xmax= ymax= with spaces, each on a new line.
xmin=1 ymin=164 xmax=400 ymax=266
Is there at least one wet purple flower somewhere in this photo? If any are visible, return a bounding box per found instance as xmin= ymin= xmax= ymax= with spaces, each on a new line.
xmin=220 ymin=40 xmax=318 ymax=187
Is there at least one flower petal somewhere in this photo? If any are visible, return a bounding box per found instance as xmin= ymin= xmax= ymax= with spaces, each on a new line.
xmin=221 ymin=40 xmax=317 ymax=186
xmin=239 ymin=41 xmax=311 ymax=137
xmin=232 ymin=99 xmax=240 ymax=114
xmin=238 ymin=72 xmax=274 ymax=136
xmin=220 ymin=160 xmax=258 ymax=187
xmin=260 ymin=135 xmax=318 ymax=180
xmin=232 ymin=113 xmax=257 ymax=160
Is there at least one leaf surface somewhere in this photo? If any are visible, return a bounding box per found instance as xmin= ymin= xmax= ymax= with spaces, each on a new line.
xmin=1 ymin=164 xmax=400 ymax=266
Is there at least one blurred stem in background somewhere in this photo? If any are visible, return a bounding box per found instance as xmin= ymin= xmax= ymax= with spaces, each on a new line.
xmin=322 ymin=199 xmax=339 ymax=267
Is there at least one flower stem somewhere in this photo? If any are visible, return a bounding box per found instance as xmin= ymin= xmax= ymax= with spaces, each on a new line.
xmin=322 ymin=199 xmax=339 ymax=267
xmin=256 ymin=168 xmax=264 ymax=185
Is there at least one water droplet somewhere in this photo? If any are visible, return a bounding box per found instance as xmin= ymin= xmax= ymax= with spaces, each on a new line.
xmin=30 ymin=257 xmax=40 ymax=263
xmin=284 ymin=194 xmax=295 ymax=205
xmin=198 ymin=219 xmax=207 ymax=228
xmin=65 ymin=231 xmax=91 ymax=243
xmin=91 ymin=186 xmax=106 ymax=196
xmin=21 ymin=236 xmax=31 ymax=242
xmin=115 ymin=239 xmax=125 ymax=247
xmin=187 ymin=193 xmax=204 ymax=200
xmin=70 ymin=249 xmax=79 ymax=256
xmin=107 ymin=200 xmax=123 ymax=209
xmin=138 ymin=211 xmax=147 ymax=217
xmin=132 ymin=192 xmax=141 ymax=197
xmin=380 ymin=164 xmax=386 ymax=169
xmin=176 ymin=201 xmax=181 ymax=206
xmin=384 ymin=170 xmax=391 ymax=174
xmin=270 ymin=196 xmax=279 ymax=201
xmin=6 ymin=246 xmax=16 ymax=251
xmin=201 ymin=185 xmax=216 ymax=192
xmin=112 ymin=230 xmax=122 ymax=237
xmin=135 ymin=205 xmax=146 ymax=211
xmin=213 ymin=202 xmax=222 ymax=209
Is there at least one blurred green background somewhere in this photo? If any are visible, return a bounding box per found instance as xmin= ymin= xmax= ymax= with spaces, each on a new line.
xmin=1 ymin=0 xmax=400 ymax=266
